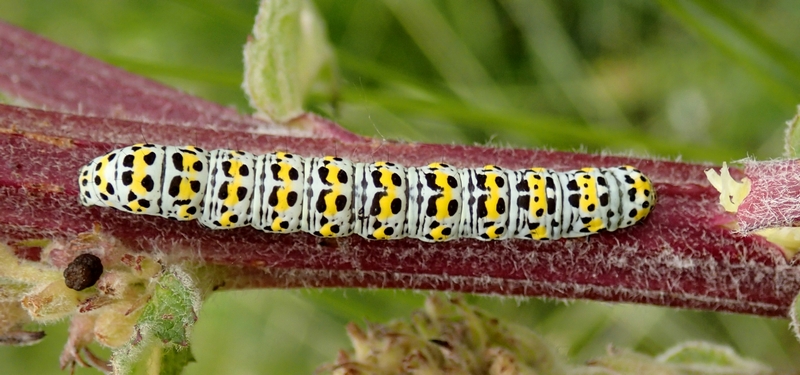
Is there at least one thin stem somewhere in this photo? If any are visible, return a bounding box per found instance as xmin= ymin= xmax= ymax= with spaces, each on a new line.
xmin=0 ymin=104 xmax=791 ymax=318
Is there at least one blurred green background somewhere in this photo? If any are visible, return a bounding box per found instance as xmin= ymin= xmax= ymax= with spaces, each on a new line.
xmin=2 ymin=0 xmax=800 ymax=374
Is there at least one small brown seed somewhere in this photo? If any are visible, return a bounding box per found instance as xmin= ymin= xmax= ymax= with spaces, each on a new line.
xmin=63 ymin=253 xmax=103 ymax=291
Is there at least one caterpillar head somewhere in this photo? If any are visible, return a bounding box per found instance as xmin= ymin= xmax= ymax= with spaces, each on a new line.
xmin=612 ymin=166 xmax=656 ymax=229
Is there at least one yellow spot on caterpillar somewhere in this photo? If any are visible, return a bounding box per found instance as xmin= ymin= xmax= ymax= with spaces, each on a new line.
xmin=483 ymin=170 xmax=502 ymax=221
xmin=274 ymin=162 xmax=295 ymax=213
xmin=270 ymin=217 xmax=285 ymax=232
xmin=175 ymin=178 xmax=195 ymax=200
xmin=577 ymin=170 xmax=599 ymax=214
xmin=432 ymin=168 xmax=455 ymax=221
xmin=528 ymin=173 xmax=547 ymax=218
xmin=376 ymin=167 xmax=398 ymax=221
xmin=322 ymin=161 xmax=343 ymax=217
xmin=585 ymin=217 xmax=603 ymax=232
xmin=485 ymin=226 xmax=502 ymax=239
xmin=224 ymin=159 xmax=245 ymax=206
xmin=129 ymin=146 xmax=154 ymax=198
xmin=429 ymin=224 xmax=449 ymax=241
xmin=531 ymin=225 xmax=548 ymax=239
xmin=178 ymin=206 xmax=193 ymax=219
xmin=372 ymin=226 xmax=391 ymax=240
xmin=218 ymin=211 xmax=235 ymax=227
xmin=319 ymin=222 xmax=337 ymax=237
xmin=633 ymin=207 xmax=650 ymax=221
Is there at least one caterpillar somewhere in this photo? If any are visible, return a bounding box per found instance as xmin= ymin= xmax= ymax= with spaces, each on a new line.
xmin=78 ymin=144 xmax=655 ymax=242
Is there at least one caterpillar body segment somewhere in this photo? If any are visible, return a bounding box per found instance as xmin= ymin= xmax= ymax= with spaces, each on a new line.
xmin=459 ymin=165 xmax=511 ymax=241
xmin=115 ymin=145 xmax=165 ymax=215
xmin=302 ymin=156 xmax=355 ymax=238
xmin=406 ymin=163 xmax=463 ymax=242
xmin=602 ymin=169 xmax=622 ymax=232
xmin=79 ymin=144 xmax=656 ymax=242
xmin=79 ymin=156 xmax=110 ymax=208
xmin=162 ymin=145 xmax=208 ymax=221
xmin=78 ymin=144 xmax=164 ymax=214
xmin=608 ymin=165 xmax=655 ymax=229
xmin=575 ymin=168 xmax=613 ymax=235
xmin=200 ymin=149 xmax=256 ymax=229
xmin=559 ymin=170 xmax=597 ymax=238
xmin=508 ymin=168 xmax=563 ymax=240
xmin=353 ymin=161 xmax=407 ymax=240
xmin=251 ymin=152 xmax=305 ymax=233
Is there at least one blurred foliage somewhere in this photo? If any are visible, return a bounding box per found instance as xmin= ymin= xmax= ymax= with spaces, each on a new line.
xmin=1 ymin=0 xmax=800 ymax=374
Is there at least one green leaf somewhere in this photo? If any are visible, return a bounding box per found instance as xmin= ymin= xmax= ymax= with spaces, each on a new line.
xmin=112 ymin=266 xmax=201 ymax=375
xmin=660 ymin=342 xmax=740 ymax=366
xmin=784 ymin=106 xmax=800 ymax=158
xmin=137 ymin=267 xmax=200 ymax=345
xmin=243 ymin=0 xmax=335 ymax=122
xmin=0 ymin=279 xmax=33 ymax=302
xmin=658 ymin=0 xmax=800 ymax=106
xmin=157 ymin=345 xmax=195 ymax=375
xmin=791 ymin=289 xmax=800 ymax=345
xmin=585 ymin=348 xmax=678 ymax=375
xmin=686 ymin=0 xmax=800 ymax=87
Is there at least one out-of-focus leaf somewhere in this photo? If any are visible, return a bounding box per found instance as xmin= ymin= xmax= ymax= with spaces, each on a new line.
xmin=243 ymin=0 xmax=335 ymax=122
xmin=658 ymin=0 xmax=800 ymax=106
xmin=784 ymin=106 xmax=800 ymax=158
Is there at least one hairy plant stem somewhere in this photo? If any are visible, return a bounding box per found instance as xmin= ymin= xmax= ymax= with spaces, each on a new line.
xmin=0 ymin=20 xmax=795 ymax=319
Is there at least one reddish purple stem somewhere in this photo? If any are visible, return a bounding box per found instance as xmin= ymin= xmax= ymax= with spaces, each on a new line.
xmin=0 ymin=104 xmax=793 ymax=317
xmin=0 ymin=21 xmax=796 ymax=318
xmin=737 ymin=160 xmax=800 ymax=233
xmin=0 ymin=20 xmax=363 ymax=142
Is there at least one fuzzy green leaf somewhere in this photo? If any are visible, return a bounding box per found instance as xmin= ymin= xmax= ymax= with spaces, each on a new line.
xmin=791 ymin=290 xmax=800 ymax=345
xmin=111 ymin=267 xmax=200 ymax=375
xmin=243 ymin=0 xmax=335 ymax=122
xmin=657 ymin=341 xmax=774 ymax=375
xmin=158 ymin=345 xmax=195 ymax=375
xmin=137 ymin=268 xmax=199 ymax=346
xmin=784 ymin=106 xmax=800 ymax=158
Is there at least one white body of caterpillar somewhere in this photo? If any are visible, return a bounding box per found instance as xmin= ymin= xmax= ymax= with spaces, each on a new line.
xmin=78 ymin=144 xmax=656 ymax=242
